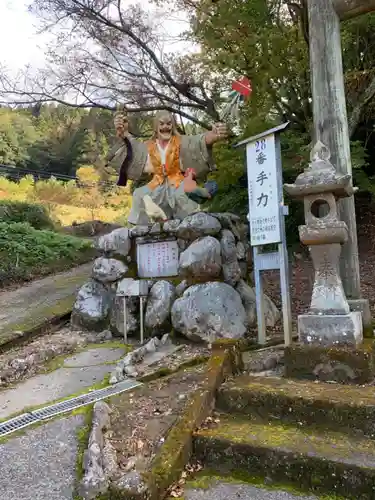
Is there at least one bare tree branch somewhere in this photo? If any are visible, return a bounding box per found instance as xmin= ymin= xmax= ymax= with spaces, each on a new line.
xmin=0 ymin=0 xmax=221 ymax=128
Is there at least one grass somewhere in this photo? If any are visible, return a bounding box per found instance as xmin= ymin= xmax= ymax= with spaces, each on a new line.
xmin=53 ymin=203 xmax=123 ymax=226
xmin=181 ymin=470 xmax=345 ymax=499
xmin=0 ymin=182 xmax=128 ymax=227
xmin=0 ymin=221 xmax=96 ymax=288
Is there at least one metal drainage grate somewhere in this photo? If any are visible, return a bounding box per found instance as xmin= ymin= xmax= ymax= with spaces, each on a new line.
xmin=0 ymin=412 xmax=39 ymax=437
xmin=0 ymin=379 xmax=142 ymax=437
xmin=32 ymin=379 xmax=142 ymax=420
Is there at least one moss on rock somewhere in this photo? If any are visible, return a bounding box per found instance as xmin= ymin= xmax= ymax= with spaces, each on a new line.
xmin=184 ymin=469 xmax=345 ymax=499
xmin=216 ymin=374 xmax=375 ymax=437
xmin=284 ymin=342 xmax=375 ymax=384
xmin=193 ymin=414 xmax=375 ymax=499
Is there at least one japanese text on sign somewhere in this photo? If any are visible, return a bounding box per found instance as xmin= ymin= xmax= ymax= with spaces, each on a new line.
xmin=137 ymin=239 xmax=179 ymax=278
xmin=246 ymin=134 xmax=281 ymax=246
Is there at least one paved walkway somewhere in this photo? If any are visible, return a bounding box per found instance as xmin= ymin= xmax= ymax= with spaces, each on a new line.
xmin=0 ymin=346 xmax=125 ymax=419
xmin=0 ymin=263 xmax=92 ymax=347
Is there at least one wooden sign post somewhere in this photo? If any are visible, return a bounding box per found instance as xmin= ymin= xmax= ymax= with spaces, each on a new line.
xmin=235 ymin=123 xmax=292 ymax=346
xmin=308 ymin=0 xmax=374 ymax=326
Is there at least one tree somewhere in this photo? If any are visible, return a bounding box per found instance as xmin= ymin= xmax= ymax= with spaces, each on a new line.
xmin=183 ymin=0 xmax=375 ymax=140
xmin=0 ymin=0 xmax=225 ymax=128
xmin=0 ymin=108 xmax=39 ymax=165
xmin=75 ymin=165 xmax=106 ymax=219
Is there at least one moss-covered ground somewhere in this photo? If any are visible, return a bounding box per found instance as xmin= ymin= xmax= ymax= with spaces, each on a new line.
xmin=173 ymin=469 xmax=345 ymax=500
xmin=216 ymin=373 xmax=375 ymax=436
xmin=196 ymin=414 xmax=375 ymax=459
xmin=193 ymin=413 xmax=375 ymax=498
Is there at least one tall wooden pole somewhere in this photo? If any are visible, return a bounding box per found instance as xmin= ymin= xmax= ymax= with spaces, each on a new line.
xmin=307 ymin=0 xmax=373 ymax=327
xmin=308 ymin=0 xmax=361 ymax=300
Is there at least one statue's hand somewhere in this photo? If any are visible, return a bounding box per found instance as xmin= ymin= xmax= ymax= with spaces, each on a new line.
xmin=212 ymin=122 xmax=228 ymax=141
xmin=114 ymin=111 xmax=129 ymax=139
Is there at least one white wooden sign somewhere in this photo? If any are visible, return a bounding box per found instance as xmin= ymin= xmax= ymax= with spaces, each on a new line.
xmin=116 ymin=278 xmax=148 ymax=297
xmin=246 ymin=133 xmax=281 ymax=246
xmin=235 ymin=123 xmax=291 ymax=347
xmin=137 ymin=239 xmax=179 ymax=278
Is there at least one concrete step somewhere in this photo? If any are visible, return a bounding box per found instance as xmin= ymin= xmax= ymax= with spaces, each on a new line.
xmin=193 ymin=414 xmax=375 ymax=499
xmin=216 ymin=375 xmax=375 ymax=437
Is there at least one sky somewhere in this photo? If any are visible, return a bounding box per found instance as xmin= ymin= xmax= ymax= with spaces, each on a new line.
xmin=0 ymin=0 xmax=48 ymax=71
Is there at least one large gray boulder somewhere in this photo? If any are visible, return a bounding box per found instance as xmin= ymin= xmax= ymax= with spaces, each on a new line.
xmin=145 ymin=280 xmax=175 ymax=334
xmin=171 ymin=282 xmax=247 ymax=342
xmin=211 ymin=212 xmax=244 ymax=240
xmin=175 ymin=280 xmax=188 ymax=297
xmin=223 ymin=261 xmax=242 ymax=286
xmin=236 ymin=279 xmax=280 ymax=328
xmin=96 ymin=227 xmax=131 ymax=258
xmin=92 ymin=257 xmax=128 ymax=283
xmin=179 ymin=236 xmax=222 ymax=280
xmin=163 ymin=219 xmax=181 ymax=234
xmin=236 ymin=241 xmax=246 ymax=261
xmin=220 ymin=229 xmax=241 ymax=286
xmin=71 ymin=280 xmax=113 ymax=330
xmin=110 ymin=296 xmax=139 ymax=337
xmin=176 ymin=212 xmax=221 ymax=240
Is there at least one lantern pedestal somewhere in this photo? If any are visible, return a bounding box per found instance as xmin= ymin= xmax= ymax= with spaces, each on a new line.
xmin=297 ymin=311 xmax=363 ymax=347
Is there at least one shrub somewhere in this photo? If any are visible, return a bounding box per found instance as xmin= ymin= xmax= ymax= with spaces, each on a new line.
xmin=0 ymin=222 xmax=95 ymax=287
xmin=0 ymin=200 xmax=55 ymax=230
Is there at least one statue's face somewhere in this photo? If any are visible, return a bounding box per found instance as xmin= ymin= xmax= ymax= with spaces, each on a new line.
xmin=157 ymin=113 xmax=173 ymax=141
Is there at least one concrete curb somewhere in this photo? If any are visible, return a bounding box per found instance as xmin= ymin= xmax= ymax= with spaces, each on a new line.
xmin=0 ymin=301 xmax=73 ymax=353
xmin=79 ymin=401 xmax=118 ymax=500
xmin=0 ymin=262 xmax=93 ymax=352
xmin=110 ymin=339 xmax=242 ymax=500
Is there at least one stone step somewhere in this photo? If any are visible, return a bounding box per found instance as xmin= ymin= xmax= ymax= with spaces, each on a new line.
xmin=193 ymin=414 xmax=375 ymax=498
xmin=216 ymin=375 xmax=375 ymax=437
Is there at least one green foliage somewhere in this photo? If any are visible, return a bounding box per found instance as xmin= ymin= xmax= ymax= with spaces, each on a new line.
xmin=0 ymin=109 xmax=39 ymax=166
xmin=0 ymin=173 xmax=131 ymax=225
xmin=0 ymin=200 xmax=55 ymax=230
xmin=0 ymin=104 xmax=116 ymax=177
xmin=184 ymin=0 xmax=375 ymax=205
xmin=0 ymin=222 xmax=94 ymax=286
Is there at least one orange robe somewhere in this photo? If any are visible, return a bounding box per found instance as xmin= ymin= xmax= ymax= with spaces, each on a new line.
xmin=146 ymin=136 xmax=184 ymax=191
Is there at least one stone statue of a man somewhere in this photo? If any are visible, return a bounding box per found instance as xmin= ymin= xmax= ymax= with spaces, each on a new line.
xmin=106 ymin=110 xmax=228 ymax=225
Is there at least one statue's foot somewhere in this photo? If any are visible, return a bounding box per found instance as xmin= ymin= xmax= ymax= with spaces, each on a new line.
xmin=143 ymin=194 xmax=168 ymax=221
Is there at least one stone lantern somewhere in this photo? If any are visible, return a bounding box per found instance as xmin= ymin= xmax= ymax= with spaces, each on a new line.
xmin=284 ymin=141 xmax=363 ymax=346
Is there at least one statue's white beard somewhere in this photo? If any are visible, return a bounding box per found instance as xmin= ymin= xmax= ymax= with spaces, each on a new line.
xmin=158 ymin=131 xmax=172 ymax=141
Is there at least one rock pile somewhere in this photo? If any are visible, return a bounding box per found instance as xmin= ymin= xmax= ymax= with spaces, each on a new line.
xmin=71 ymin=212 xmax=280 ymax=342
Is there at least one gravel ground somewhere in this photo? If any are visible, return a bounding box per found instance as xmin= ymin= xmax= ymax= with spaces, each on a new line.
xmin=108 ymin=364 xmax=208 ymax=476
xmin=0 ymin=414 xmax=84 ymax=500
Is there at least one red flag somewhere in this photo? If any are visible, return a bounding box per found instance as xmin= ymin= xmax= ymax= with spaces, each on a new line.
xmin=232 ymin=77 xmax=252 ymax=97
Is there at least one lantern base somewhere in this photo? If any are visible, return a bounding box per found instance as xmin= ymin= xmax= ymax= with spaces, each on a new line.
xmin=298 ymin=311 xmax=363 ymax=347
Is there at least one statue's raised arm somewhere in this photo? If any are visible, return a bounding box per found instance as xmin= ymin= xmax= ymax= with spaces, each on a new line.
xmin=106 ymin=110 xmax=228 ymax=225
